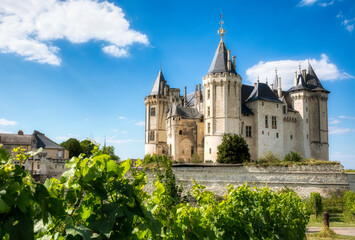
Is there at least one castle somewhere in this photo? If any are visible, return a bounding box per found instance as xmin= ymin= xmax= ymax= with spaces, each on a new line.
xmin=144 ymin=20 xmax=329 ymax=162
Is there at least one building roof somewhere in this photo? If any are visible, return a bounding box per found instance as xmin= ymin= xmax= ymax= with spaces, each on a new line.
xmin=34 ymin=131 xmax=64 ymax=149
xmin=149 ymin=69 xmax=167 ymax=96
xmin=207 ymin=40 xmax=236 ymax=74
xmin=245 ymin=81 xmax=283 ymax=103
xmin=0 ymin=130 xmax=64 ymax=150
xmin=289 ymin=63 xmax=329 ymax=93
xmin=241 ymin=85 xmax=254 ymax=115
xmin=182 ymin=92 xmax=196 ymax=107
xmin=167 ymin=104 xmax=202 ymax=119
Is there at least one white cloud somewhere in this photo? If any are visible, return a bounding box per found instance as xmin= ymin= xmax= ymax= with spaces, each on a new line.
xmin=329 ymin=126 xmax=355 ymax=135
xmin=329 ymin=119 xmax=340 ymax=124
xmin=55 ymin=136 xmax=70 ymax=141
xmin=121 ymin=131 xmax=128 ymax=134
xmin=320 ymin=1 xmax=334 ymax=7
xmin=112 ymin=129 xmax=118 ymax=132
xmin=345 ymin=24 xmax=354 ymax=33
xmin=245 ymin=54 xmax=354 ymax=89
xmin=0 ymin=118 xmax=17 ymax=126
xmin=0 ymin=129 xmax=12 ymax=134
xmin=298 ymin=0 xmax=319 ymax=6
xmin=339 ymin=115 xmax=355 ymax=120
xmin=135 ymin=121 xmax=145 ymax=126
xmin=118 ymin=116 xmax=127 ymax=120
xmin=102 ymin=45 xmax=128 ymax=57
xmin=0 ymin=0 xmax=148 ymax=65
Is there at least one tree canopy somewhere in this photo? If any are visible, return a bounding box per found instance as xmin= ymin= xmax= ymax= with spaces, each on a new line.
xmin=217 ymin=133 xmax=251 ymax=164
xmin=60 ymin=138 xmax=119 ymax=160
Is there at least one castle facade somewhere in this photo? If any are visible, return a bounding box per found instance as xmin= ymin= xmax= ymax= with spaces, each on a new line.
xmin=144 ymin=22 xmax=329 ymax=162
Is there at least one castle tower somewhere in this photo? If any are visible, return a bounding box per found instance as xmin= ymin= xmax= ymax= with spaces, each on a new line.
xmin=289 ymin=63 xmax=330 ymax=160
xmin=144 ymin=69 xmax=169 ymax=156
xmin=203 ymin=17 xmax=242 ymax=161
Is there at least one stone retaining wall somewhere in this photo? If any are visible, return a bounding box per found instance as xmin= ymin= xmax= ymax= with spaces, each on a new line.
xmin=143 ymin=164 xmax=349 ymax=197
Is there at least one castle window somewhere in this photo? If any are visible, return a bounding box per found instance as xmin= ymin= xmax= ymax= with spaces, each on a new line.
xmin=200 ymin=118 xmax=203 ymax=122
xmin=179 ymin=130 xmax=182 ymax=135
xmin=265 ymin=116 xmax=268 ymax=128
xmin=306 ymin=118 xmax=308 ymax=123
xmin=262 ymin=102 xmax=264 ymax=106
xmin=191 ymin=146 xmax=194 ymax=156
xmin=246 ymin=126 xmax=252 ymax=137
xmin=307 ymin=134 xmax=309 ymax=139
xmin=207 ymin=123 xmax=211 ymax=134
xmin=276 ymin=104 xmax=279 ymax=108
xmin=207 ymin=106 xmax=211 ymax=117
xmin=262 ymin=131 xmax=264 ymax=135
xmin=272 ymin=116 xmax=277 ymax=129
xmin=149 ymin=131 xmax=155 ymax=141
xmin=151 ymin=107 xmax=156 ymax=116
xmin=276 ymin=133 xmax=279 ymax=138
xmin=209 ymin=148 xmax=211 ymax=154
xmin=58 ymin=150 xmax=63 ymax=158
xmin=283 ymin=106 xmax=286 ymax=114
xmin=290 ymin=134 xmax=293 ymax=140
xmin=207 ymin=89 xmax=210 ymax=99
xmin=306 ymin=107 xmax=308 ymax=112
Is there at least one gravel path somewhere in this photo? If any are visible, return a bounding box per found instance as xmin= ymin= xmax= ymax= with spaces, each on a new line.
xmin=307 ymin=227 xmax=355 ymax=236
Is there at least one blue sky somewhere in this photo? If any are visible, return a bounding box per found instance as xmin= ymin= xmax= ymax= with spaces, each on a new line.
xmin=0 ymin=0 xmax=354 ymax=168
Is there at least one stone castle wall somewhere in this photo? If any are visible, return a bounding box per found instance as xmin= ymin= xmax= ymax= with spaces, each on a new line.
xmin=142 ymin=164 xmax=349 ymax=197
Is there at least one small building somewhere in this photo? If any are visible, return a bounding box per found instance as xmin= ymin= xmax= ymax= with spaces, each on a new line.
xmin=0 ymin=130 xmax=69 ymax=181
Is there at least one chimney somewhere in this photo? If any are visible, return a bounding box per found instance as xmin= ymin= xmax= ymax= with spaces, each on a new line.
xmin=302 ymin=69 xmax=306 ymax=82
xmin=18 ymin=130 xmax=24 ymax=135
xmin=277 ymin=77 xmax=282 ymax=98
xmin=270 ymin=83 xmax=274 ymax=91
xmin=199 ymin=84 xmax=202 ymax=100
xmin=294 ymin=71 xmax=298 ymax=86
xmin=227 ymin=50 xmax=231 ymax=71
xmin=160 ymin=81 xmax=164 ymax=95
xmin=254 ymin=82 xmax=257 ymax=88
xmin=164 ymin=85 xmax=168 ymax=96
xmin=232 ymin=56 xmax=236 ymax=69
xmin=184 ymin=86 xmax=187 ymax=106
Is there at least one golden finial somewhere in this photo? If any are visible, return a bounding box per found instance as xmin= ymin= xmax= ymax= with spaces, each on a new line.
xmin=218 ymin=13 xmax=226 ymax=40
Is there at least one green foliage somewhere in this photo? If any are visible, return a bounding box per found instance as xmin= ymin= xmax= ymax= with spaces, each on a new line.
xmin=258 ymin=151 xmax=281 ymax=163
xmin=344 ymin=191 xmax=355 ymax=216
xmin=191 ymin=153 xmax=202 ymax=163
xmin=99 ymin=145 xmax=120 ymax=161
xmin=217 ymin=133 xmax=250 ymax=164
xmin=322 ymin=193 xmax=344 ymax=213
xmin=284 ymin=151 xmax=302 ymax=162
xmin=305 ymin=192 xmax=323 ymax=217
xmin=0 ymin=146 xmax=310 ymax=240
xmin=79 ymin=139 xmax=95 ymax=158
xmin=61 ymin=138 xmax=120 ymax=160
xmin=143 ymin=154 xmax=183 ymax=205
xmin=60 ymin=138 xmax=82 ymax=158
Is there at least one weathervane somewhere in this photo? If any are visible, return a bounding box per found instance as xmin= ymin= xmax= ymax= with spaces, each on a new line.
xmin=218 ymin=13 xmax=226 ymax=39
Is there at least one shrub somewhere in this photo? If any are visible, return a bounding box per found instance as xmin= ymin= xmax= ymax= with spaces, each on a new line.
xmin=258 ymin=151 xmax=281 ymax=163
xmin=344 ymin=191 xmax=355 ymax=216
xmin=284 ymin=151 xmax=302 ymax=162
xmin=322 ymin=193 xmax=344 ymax=213
xmin=217 ymin=133 xmax=251 ymax=164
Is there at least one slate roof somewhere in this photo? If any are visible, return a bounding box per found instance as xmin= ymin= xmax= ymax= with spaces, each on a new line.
xmin=149 ymin=69 xmax=167 ymax=96
xmin=182 ymin=92 xmax=196 ymax=107
xmin=245 ymin=81 xmax=282 ymax=103
xmin=241 ymin=85 xmax=254 ymax=115
xmin=34 ymin=131 xmax=64 ymax=149
xmin=167 ymin=104 xmax=202 ymax=119
xmin=289 ymin=63 xmax=329 ymax=93
xmin=207 ymin=40 xmax=236 ymax=74
xmin=0 ymin=131 xmax=64 ymax=149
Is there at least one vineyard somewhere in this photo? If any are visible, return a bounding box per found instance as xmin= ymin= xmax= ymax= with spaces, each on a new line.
xmin=0 ymin=148 xmax=310 ymax=240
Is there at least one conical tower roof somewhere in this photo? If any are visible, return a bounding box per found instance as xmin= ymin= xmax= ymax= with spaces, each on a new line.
xmin=306 ymin=62 xmax=327 ymax=91
xmin=207 ymin=39 xmax=236 ymax=74
xmin=149 ymin=69 xmax=166 ymax=96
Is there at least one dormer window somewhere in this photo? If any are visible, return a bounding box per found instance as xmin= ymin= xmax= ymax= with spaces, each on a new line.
xmin=151 ymin=107 xmax=156 ymax=116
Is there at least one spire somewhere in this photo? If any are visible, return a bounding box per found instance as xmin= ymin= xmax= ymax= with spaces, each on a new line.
xmin=207 ymin=15 xmax=236 ymax=74
xmin=149 ymin=69 xmax=166 ymax=96
xmin=273 ymin=68 xmax=278 ymax=89
xmin=306 ymin=62 xmax=325 ymax=90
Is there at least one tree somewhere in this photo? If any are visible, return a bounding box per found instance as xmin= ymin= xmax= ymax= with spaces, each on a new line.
xmin=100 ymin=145 xmax=120 ymax=160
xmin=217 ymin=133 xmax=251 ymax=164
xmin=60 ymin=138 xmax=82 ymax=158
xmin=80 ymin=139 xmax=95 ymax=158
